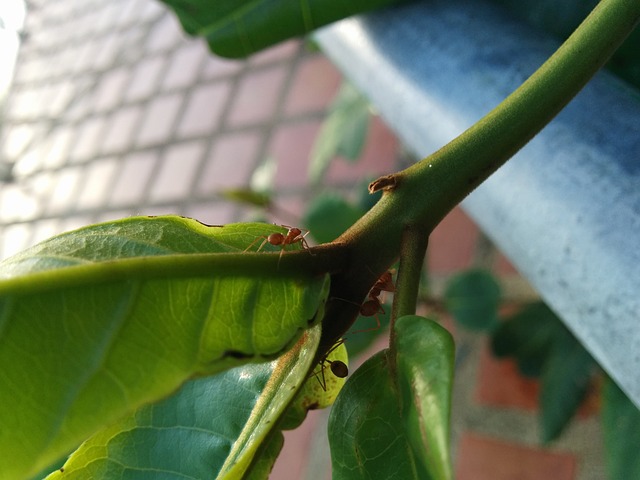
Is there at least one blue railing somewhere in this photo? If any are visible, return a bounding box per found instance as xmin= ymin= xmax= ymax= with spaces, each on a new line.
xmin=316 ymin=0 xmax=640 ymax=408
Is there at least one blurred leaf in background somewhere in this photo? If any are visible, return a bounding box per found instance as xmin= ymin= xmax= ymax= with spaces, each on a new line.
xmin=158 ymin=0 xmax=405 ymax=58
xmin=538 ymin=324 xmax=597 ymax=443
xmin=303 ymin=192 xmax=365 ymax=243
xmin=602 ymin=377 xmax=640 ymax=480
xmin=308 ymin=82 xmax=372 ymax=184
xmin=491 ymin=301 xmax=597 ymax=443
xmin=444 ymin=269 xmax=501 ymax=332
xmin=491 ymin=302 xmax=558 ymax=377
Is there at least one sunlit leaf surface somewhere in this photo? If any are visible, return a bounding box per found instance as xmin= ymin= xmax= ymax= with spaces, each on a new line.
xmin=0 ymin=216 xmax=329 ymax=480
xmin=308 ymin=82 xmax=371 ymax=184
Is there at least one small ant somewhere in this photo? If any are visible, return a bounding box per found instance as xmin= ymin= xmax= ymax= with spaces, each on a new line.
xmin=369 ymin=270 xmax=395 ymax=298
xmin=245 ymin=225 xmax=312 ymax=262
xmin=311 ymin=339 xmax=348 ymax=391
xmin=357 ymin=270 xmax=396 ymax=331
xmin=263 ymin=227 xmax=310 ymax=251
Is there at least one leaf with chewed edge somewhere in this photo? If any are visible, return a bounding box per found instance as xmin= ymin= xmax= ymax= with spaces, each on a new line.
xmin=0 ymin=216 xmax=329 ymax=480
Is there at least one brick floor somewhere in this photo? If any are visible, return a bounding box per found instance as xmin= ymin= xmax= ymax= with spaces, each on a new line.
xmin=0 ymin=0 xmax=606 ymax=479
xmin=476 ymin=344 xmax=541 ymax=411
xmin=456 ymin=433 xmax=577 ymax=480
xmin=429 ymin=207 xmax=479 ymax=274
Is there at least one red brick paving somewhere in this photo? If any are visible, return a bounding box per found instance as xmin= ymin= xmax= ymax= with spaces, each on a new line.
xmin=456 ymin=433 xmax=577 ymax=480
xmin=476 ymin=343 xmax=541 ymax=411
xmin=429 ymin=207 xmax=480 ymax=273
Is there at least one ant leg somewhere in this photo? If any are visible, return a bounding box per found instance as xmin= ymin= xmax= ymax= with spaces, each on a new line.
xmin=348 ymin=313 xmax=381 ymax=335
xmin=277 ymin=246 xmax=286 ymax=268
xmin=309 ymin=339 xmax=346 ymax=391
xmin=243 ymin=236 xmax=268 ymax=253
xmin=298 ymin=230 xmax=315 ymax=255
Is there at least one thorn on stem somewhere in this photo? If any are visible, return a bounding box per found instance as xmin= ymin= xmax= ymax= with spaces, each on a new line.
xmin=368 ymin=174 xmax=397 ymax=194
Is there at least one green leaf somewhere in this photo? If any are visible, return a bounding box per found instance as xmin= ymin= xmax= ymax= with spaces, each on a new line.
xmin=490 ymin=302 xmax=559 ymax=377
xmin=158 ymin=0 xmax=403 ymax=58
xmin=308 ymin=82 xmax=371 ymax=184
xmin=0 ymin=216 xmax=329 ymax=480
xmin=244 ymin=431 xmax=285 ymax=480
xmin=44 ymin=322 xmax=322 ymax=480
xmin=602 ymin=376 xmax=640 ymax=480
xmin=218 ymin=324 xmax=322 ymax=479
xmin=329 ymin=316 xmax=454 ymax=480
xmin=539 ymin=328 xmax=596 ymax=443
xmin=444 ymin=269 xmax=501 ymax=331
xmin=303 ymin=193 xmax=365 ymax=243
xmin=329 ymin=351 xmax=428 ymax=479
xmin=394 ymin=316 xmax=454 ymax=480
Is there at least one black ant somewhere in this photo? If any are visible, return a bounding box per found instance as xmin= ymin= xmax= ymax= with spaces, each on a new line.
xmin=311 ymin=339 xmax=348 ymax=391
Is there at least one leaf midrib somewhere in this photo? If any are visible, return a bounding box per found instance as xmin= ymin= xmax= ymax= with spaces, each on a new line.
xmin=0 ymin=251 xmax=321 ymax=297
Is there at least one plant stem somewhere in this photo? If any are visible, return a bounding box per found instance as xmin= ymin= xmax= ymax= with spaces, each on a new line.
xmin=319 ymin=0 xmax=640 ymax=353
xmin=389 ymin=226 xmax=429 ymax=350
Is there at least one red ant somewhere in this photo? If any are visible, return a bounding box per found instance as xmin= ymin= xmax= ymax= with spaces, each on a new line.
xmin=263 ymin=227 xmax=310 ymax=251
xmin=356 ymin=270 xmax=396 ymax=331
xmin=369 ymin=270 xmax=395 ymax=298
xmin=245 ymin=225 xmax=312 ymax=262
xmin=307 ymin=272 xmax=396 ymax=391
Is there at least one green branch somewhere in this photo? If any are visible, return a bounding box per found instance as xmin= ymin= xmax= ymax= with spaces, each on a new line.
xmin=319 ymin=0 xmax=640 ymax=352
xmin=391 ymin=228 xmax=428 ymax=326
xmin=388 ymin=226 xmax=429 ymax=360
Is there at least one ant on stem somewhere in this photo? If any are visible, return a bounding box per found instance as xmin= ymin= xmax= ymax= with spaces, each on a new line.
xmin=353 ymin=270 xmax=396 ymax=332
xmin=310 ymin=271 xmax=395 ymax=391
